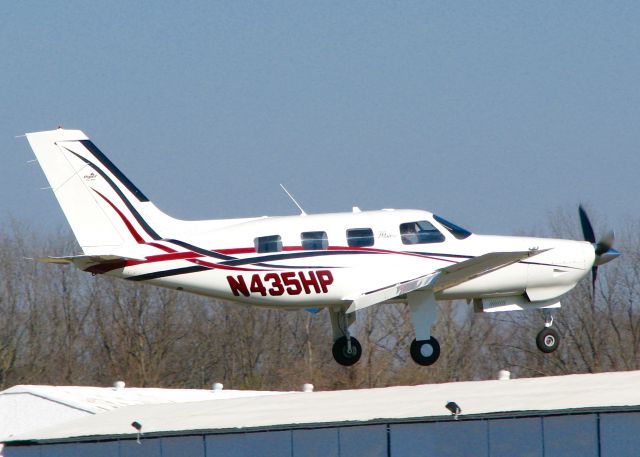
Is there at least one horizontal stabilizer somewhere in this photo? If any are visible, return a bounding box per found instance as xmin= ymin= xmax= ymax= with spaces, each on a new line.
xmin=34 ymin=254 xmax=143 ymax=274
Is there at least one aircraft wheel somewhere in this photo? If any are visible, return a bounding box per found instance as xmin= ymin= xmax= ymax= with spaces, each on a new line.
xmin=536 ymin=328 xmax=560 ymax=353
xmin=332 ymin=336 xmax=362 ymax=366
xmin=410 ymin=337 xmax=441 ymax=366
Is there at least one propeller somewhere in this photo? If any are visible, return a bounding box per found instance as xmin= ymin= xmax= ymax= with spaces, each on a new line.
xmin=578 ymin=205 xmax=620 ymax=291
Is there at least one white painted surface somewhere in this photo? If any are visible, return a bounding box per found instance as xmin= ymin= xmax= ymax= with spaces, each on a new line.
xmin=0 ymin=394 xmax=89 ymax=442
xmin=8 ymin=370 xmax=640 ymax=443
xmin=0 ymin=385 xmax=286 ymax=444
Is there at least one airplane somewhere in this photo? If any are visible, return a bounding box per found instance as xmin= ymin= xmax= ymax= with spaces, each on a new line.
xmin=24 ymin=128 xmax=620 ymax=366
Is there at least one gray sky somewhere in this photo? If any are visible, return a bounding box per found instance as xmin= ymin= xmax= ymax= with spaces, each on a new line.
xmin=2 ymin=1 xmax=639 ymax=238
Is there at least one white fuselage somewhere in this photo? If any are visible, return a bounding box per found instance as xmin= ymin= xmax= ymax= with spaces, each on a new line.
xmin=106 ymin=209 xmax=595 ymax=310
xmin=25 ymin=128 xmax=611 ymax=365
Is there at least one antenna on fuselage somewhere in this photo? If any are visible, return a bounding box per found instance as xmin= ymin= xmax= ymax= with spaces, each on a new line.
xmin=280 ymin=184 xmax=307 ymax=216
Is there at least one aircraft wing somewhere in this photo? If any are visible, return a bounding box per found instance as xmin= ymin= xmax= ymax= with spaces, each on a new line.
xmin=431 ymin=249 xmax=546 ymax=292
xmin=33 ymin=254 xmax=142 ymax=274
xmin=345 ymin=249 xmax=545 ymax=313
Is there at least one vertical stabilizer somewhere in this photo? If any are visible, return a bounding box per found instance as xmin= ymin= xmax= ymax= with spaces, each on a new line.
xmin=26 ymin=129 xmax=164 ymax=254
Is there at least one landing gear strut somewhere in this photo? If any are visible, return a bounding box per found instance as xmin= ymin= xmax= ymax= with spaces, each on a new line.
xmin=329 ymin=308 xmax=362 ymax=366
xmin=408 ymin=290 xmax=441 ymax=366
xmin=536 ymin=309 xmax=560 ymax=353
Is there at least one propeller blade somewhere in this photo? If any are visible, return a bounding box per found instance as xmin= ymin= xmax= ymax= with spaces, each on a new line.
xmin=578 ymin=205 xmax=620 ymax=293
xmin=579 ymin=205 xmax=596 ymax=243
xmin=595 ymin=230 xmax=615 ymax=256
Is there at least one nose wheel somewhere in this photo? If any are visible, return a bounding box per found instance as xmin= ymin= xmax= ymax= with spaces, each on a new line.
xmin=536 ymin=328 xmax=560 ymax=353
xmin=536 ymin=310 xmax=560 ymax=353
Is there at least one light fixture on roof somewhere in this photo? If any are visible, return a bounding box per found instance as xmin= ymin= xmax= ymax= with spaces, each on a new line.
xmin=131 ymin=421 xmax=143 ymax=444
xmin=445 ymin=401 xmax=461 ymax=420
xmin=498 ymin=370 xmax=511 ymax=380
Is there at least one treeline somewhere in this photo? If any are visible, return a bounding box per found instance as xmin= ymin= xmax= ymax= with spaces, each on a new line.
xmin=0 ymin=212 xmax=639 ymax=391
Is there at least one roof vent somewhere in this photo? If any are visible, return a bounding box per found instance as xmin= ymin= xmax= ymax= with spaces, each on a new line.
xmin=114 ymin=380 xmax=125 ymax=391
xmin=498 ymin=370 xmax=511 ymax=380
xmin=302 ymin=383 xmax=314 ymax=393
xmin=212 ymin=382 xmax=224 ymax=392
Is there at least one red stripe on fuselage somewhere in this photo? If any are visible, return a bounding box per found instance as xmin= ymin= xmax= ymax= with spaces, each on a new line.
xmin=214 ymin=245 xmax=459 ymax=264
xmin=216 ymin=247 xmax=256 ymax=255
xmin=122 ymin=249 xmax=266 ymax=273
xmin=147 ymin=242 xmax=177 ymax=253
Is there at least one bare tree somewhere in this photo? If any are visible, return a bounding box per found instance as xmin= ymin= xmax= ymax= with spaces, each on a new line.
xmin=1 ymin=208 xmax=639 ymax=391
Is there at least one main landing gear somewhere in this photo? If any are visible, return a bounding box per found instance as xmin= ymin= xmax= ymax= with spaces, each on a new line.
xmin=329 ymin=308 xmax=362 ymax=366
xmin=332 ymin=336 xmax=362 ymax=366
xmin=536 ymin=309 xmax=560 ymax=353
xmin=408 ymin=290 xmax=441 ymax=366
xmin=329 ymin=289 xmax=442 ymax=367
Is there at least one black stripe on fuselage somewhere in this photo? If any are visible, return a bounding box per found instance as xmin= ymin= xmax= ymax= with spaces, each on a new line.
xmin=409 ymin=251 xmax=472 ymax=260
xmin=128 ymin=265 xmax=210 ymax=281
xmin=221 ymin=249 xmax=376 ymax=266
xmin=125 ymin=248 xmax=582 ymax=284
xmin=166 ymin=239 xmax=236 ymax=261
xmin=62 ymin=147 xmax=162 ymax=241
xmin=412 ymin=251 xmax=583 ymax=270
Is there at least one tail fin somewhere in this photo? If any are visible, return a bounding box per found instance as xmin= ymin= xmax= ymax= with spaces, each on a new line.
xmin=26 ymin=129 xmax=173 ymax=254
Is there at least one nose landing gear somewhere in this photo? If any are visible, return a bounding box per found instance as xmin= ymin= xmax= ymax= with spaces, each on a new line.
xmin=536 ymin=310 xmax=560 ymax=353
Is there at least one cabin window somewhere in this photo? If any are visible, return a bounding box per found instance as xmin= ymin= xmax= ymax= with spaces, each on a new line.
xmin=399 ymin=221 xmax=445 ymax=245
xmin=346 ymin=228 xmax=374 ymax=247
xmin=301 ymin=231 xmax=329 ymax=250
xmin=433 ymin=214 xmax=472 ymax=240
xmin=255 ymin=235 xmax=282 ymax=253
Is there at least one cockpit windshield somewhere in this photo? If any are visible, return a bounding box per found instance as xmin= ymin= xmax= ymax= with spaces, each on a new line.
xmin=433 ymin=214 xmax=472 ymax=240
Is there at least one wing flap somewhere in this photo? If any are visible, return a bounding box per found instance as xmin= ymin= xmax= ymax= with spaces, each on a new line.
xmin=345 ymin=272 xmax=440 ymax=313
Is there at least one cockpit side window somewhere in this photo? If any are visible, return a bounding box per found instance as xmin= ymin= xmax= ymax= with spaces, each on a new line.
xmin=399 ymin=221 xmax=445 ymax=245
xmin=433 ymin=215 xmax=472 ymax=240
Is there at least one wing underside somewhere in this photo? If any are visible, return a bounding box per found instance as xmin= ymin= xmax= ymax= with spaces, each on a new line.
xmin=345 ymin=250 xmax=544 ymax=313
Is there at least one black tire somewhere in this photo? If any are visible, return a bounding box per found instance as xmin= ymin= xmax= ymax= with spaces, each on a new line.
xmin=536 ymin=328 xmax=560 ymax=353
xmin=410 ymin=337 xmax=441 ymax=366
xmin=332 ymin=336 xmax=362 ymax=366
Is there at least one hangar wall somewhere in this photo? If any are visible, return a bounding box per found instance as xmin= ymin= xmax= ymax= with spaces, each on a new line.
xmin=5 ymin=411 xmax=640 ymax=457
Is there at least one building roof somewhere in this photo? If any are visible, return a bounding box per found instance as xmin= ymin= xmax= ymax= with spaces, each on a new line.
xmin=7 ymin=370 xmax=640 ymax=444
xmin=1 ymin=384 xmax=286 ymax=414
